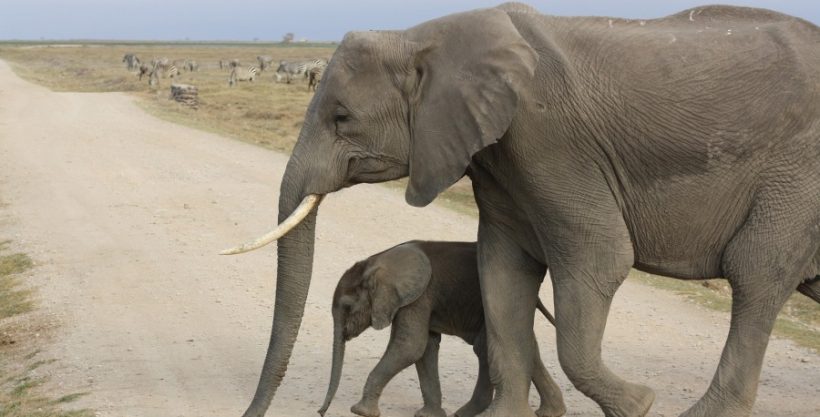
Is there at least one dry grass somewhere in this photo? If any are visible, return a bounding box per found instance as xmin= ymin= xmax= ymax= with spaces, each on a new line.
xmin=0 ymin=42 xmax=815 ymax=351
xmin=0 ymin=245 xmax=34 ymax=321
xmin=0 ymin=42 xmax=334 ymax=152
xmin=0 ymin=241 xmax=93 ymax=417
xmin=632 ymin=271 xmax=819 ymax=351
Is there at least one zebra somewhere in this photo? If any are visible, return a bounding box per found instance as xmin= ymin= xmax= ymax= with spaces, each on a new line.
xmin=307 ymin=65 xmax=324 ymax=92
xmin=228 ymin=65 xmax=258 ymax=86
xmin=185 ymin=60 xmax=199 ymax=72
xmin=145 ymin=63 xmax=160 ymax=87
xmin=150 ymin=59 xmax=179 ymax=79
xmin=151 ymin=57 xmax=169 ymax=68
xmin=274 ymin=58 xmax=327 ymax=84
xmin=137 ymin=62 xmax=152 ymax=80
xmin=257 ymin=55 xmax=274 ymax=72
xmin=166 ymin=64 xmax=180 ymax=78
xmin=122 ymin=53 xmax=140 ymax=71
xmin=220 ymin=59 xmax=240 ymax=71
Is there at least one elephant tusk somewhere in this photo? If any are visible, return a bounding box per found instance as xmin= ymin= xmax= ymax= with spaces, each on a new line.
xmin=220 ymin=194 xmax=322 ymax=255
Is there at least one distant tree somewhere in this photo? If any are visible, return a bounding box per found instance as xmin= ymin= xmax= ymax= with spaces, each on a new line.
xmin=282 ymin=33 xmax=295 ymax=43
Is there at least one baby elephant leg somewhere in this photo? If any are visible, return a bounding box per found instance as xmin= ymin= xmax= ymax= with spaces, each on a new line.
xmin=531 ymin=335 xmax=566 ymax=417
xmin=352 ymin=313 xmax=429 ymax=417
xmin=414 ymin=333 xmax=447 ymax=417
xmin=454 ymin=328 xmax=494 ymax=417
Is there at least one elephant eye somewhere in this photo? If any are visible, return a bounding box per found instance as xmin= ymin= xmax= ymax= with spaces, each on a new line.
xmin=334 ymin=106 xmax=351 ymax=124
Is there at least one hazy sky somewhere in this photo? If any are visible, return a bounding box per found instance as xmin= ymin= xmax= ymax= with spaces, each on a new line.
xmin=0 ymin=1 xmax=817 ymax=41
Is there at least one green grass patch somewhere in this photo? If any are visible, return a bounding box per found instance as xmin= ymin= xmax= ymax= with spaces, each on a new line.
xmin=0 ymin=242 xmax=34 ymax=321
xmin=0 ymin=355 xmax=91 ymax=417
xmin=632 ymin=270 xmax=819 ymax=351
xmin=0 ymin=242 xmax=94 ymax=417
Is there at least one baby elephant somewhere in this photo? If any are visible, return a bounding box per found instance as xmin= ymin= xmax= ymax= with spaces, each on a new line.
xmin=319 ymin=241 xmax=566 ymax=417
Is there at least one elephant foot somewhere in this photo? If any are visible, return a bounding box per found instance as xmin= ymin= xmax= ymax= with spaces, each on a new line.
xmin=351 ymin=400 xmax=381 ymax=417
xmin=535 ymin=401 xmax=566 ymax=417
xmin=601 ymin=383 xmax=654 ymax=417
xmin=415 ymin=405 xmax=447 ymax=417
xmin=454 ymin=400 xmax=490 ymax=417
xmin=475 ymin=398 xmax=536 ymax=417
xmin=679 ymin=396 xmax=751 ymax=417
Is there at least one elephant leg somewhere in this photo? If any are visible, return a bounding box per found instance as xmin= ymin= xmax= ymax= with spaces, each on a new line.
xmin=455 ymin=328 xmax=493 ymax=417
xmin=414 ymin=333 xmax=446 ymax=417
xmin=352 ymin=312 xmax=429 ymax=417
xmin=552 ymin=268 xmax=654 ymax=417
xmin=476 ymin=226 xmax=546 ymax=417
xmin=530 ymin=335 xmax=566 ymax=417
xmin=681 ymin=202 xmax=813 ymax=417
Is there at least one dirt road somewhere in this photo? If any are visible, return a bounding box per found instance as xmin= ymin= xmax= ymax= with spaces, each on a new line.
xmin=0 ymin=59 xmax=816 ymax=417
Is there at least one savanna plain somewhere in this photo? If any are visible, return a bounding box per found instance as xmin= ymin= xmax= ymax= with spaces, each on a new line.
xmin=0 ymin=42 xmax=816 ymax=416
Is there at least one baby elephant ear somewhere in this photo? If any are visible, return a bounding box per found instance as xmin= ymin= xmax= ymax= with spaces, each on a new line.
xmin=403 ymin=8 xmax=538 ymax=207
xmin=365 ymin=244 xmax=432 ymax=330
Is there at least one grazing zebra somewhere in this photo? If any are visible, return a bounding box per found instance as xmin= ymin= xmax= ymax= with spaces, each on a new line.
xmin=275 ymin=58 xmax=328 ymax=84
xmin=228 ymin=65 xmax=258 ymax=86
xmin=307 ymin=65 xmax=324 ymax=92
xmin=151 ymin=57 xmax=169 ymax=68
xmin=122 ymin=53 xmax=140 ymax=70
xmin=185 ymin=60 xmax=199 ymax=72
xmin=220 ymin=59 xmax=240 ymax=71
xmin=147 ymin=64 xmax=160 ymax=87
xmin=166 ymin=64 xmax=180 ymax=78
xmin=137 ymin=62 xmax=152 ymax=80
xmin=150 ymin=59 xmax=179 ymax=79
xmin=257 ymin=55 xmax=274 ymax=72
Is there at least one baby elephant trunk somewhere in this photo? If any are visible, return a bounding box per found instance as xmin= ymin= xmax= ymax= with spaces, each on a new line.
xmin=318 ymin=314 xmax=346 ymax=416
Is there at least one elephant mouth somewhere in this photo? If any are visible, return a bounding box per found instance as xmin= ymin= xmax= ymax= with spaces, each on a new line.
xmin=345 ymin=155 xmax=408 ymax=185
xmin=220 ymin=194 xmax=323 ymax=255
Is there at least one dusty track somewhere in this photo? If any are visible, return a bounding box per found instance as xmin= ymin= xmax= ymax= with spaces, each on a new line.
xmin=0 ymin=60 xmax=816 ymax=417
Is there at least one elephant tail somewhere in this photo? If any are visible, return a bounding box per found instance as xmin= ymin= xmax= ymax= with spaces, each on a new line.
xmin=536 ymin=299 xmax=556 ymax=326
xmin=797 ymin=276 xmax=820 ymax=304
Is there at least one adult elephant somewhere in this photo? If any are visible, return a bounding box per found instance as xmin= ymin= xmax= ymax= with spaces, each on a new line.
xmin=225 ymin=3 xmax=820 ymax=417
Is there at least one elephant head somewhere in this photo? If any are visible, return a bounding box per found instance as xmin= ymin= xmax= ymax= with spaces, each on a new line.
xmin=318 ymin=244 xmax=432 ymax=416
xmin=224 ymin=7 xmax=537 ymax=417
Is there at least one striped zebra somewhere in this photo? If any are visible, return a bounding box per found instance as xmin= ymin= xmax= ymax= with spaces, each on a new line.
xmin=228 ymin=65 xmax=258 ymax=86
xmin=307 ymin=65 xmax=324 ymax=92
xmin=166 ymin=64 xmax=180 ymax=78
xmin=256 ymin=55 xmax=274 ymax=72
xmin=151 ymin=59 xmax=179 ymax=79
xmin=122 ymin=53 xmax=140 ymax=71
xmin=151 ymin=57 xmax=169 ymax=68
xmin=220 ymin=59 xmax=240 ymax=71
xmin=146 ymin=63 xmax=160 ymax=87
xmin=185 ymin=60 xmax=199 ymax=72
xmin=137 ymin=62 xmax=152 ymax=80
xmin=274 ymin=58 xmax=327 ymax=84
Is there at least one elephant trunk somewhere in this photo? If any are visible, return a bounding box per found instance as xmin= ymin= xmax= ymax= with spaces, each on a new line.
xmin=241 ymin=163 xmax=320 ymax=417
xmin=318 ymin=310 xmax=346 ymax=416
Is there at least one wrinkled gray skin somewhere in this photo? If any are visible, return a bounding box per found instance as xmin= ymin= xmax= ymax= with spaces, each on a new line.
xmin=319 ymin=241 xmax=565 ymax=417
xmin=241 ymin=3 xmax=819 ymax=417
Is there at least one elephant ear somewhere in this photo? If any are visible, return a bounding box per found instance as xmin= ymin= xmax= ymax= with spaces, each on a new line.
xmin=403 ymin=8 xmax=538 ymax=207
xmin=364 ymin=245 xmax=432 ymax=330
